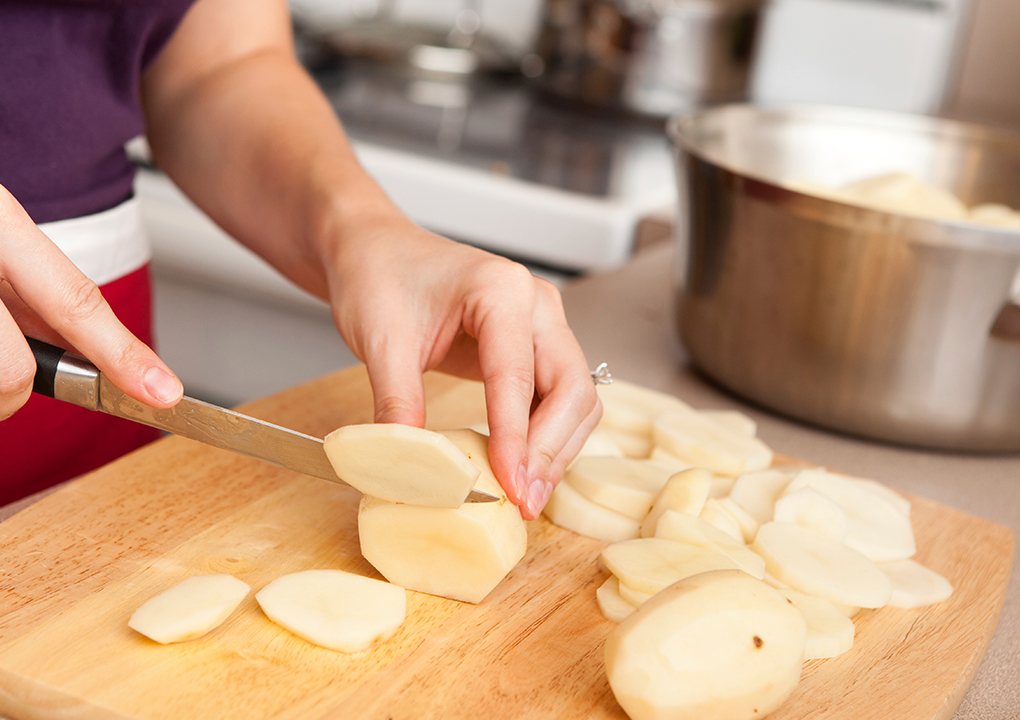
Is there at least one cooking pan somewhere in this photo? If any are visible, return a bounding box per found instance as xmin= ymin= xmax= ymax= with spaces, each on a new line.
xmin=668 ymin=104 xmax=1020 ymax=451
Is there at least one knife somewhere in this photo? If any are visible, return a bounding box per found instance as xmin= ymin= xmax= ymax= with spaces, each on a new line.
xmin=28 ymin=338 xmax=497 ymax=503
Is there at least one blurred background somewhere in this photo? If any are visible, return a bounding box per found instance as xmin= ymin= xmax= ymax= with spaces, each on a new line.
xmin=135 ymin=0 xmax=1020 ymax=406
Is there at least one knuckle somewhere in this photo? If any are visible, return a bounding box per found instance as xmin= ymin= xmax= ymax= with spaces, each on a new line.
xmin=374 ymin=394 xmax=424 ymax=426
xmin=59 ymin=276 xmax=107 ymax=326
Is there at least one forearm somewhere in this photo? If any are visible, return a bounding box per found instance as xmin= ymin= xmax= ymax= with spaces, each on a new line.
xmin=141 ymin=39 xmax=394 ymax=300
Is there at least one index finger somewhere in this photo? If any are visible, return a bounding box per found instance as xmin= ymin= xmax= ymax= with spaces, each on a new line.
xmin=0 ymin=191 xmax=183 ymax=408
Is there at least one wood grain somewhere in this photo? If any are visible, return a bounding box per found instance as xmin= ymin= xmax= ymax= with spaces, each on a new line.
xmin=0 ymin=366 xmax=1012 ymax=720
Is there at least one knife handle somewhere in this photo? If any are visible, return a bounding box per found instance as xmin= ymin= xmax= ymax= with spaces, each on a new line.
xmin=27 ymin=337 xmax=101 ymax=410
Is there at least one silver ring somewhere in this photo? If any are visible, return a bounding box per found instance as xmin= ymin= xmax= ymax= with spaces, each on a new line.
xmin=591 ymin=362 xmax=613 ymax=385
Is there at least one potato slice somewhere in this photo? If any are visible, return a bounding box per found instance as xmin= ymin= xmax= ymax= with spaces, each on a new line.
xmin=600 ymin=538 xmax=741 ymax=596
xmin=616 ymin=579 xmax=655 ymax=607
xmin=654 ymin=510 xmax=765 ymax=579
xmin=773 ymin=487 xmax=849 ymax=541
xmin=604 ymin=569 xmax=807 ymax=720
xmin=640 ymin=468 xmax=713 ymax=538
xmin=598 ymin=379 xmax=694 ymax=440
xmin=653 ymin=409 xmax=773 ymax=478
xmin=726 ymin=468 xmax=796 ymax=525
xmin=128 ymin=574 xmax=250 ymax=644
xmin=715 ymin=497 xmax=760 ymax=544
xmin=256 ymin=570 xmax=405 ymax=653
xmin=752 ymin=521 xmax=892 ymax=609
xmin=543 ymin=480 xmax=641 ymax=543
xmin=786 ymin=469 xmax=915 ymax=562
xmin=879 ymin=559 xmax=954 ymax=609
xmin=576 ymin=429 xmax=625 ymax=459
xmin=780 ymin=588 xmax=856 ymax=660
xmin=565 ymin=457 xmax=672 ymax=521
xmin=597 ymin=576 xmax=638 ymax=623
xmin=700 ymin=410 xmax=757 ymax=437
xmin=323 ymin=423 xmax=480 ymax=507
xmin=357 ymin=430 xmax=527 ymax=604
xmin=698 ymin=498 xmax=744 ymax=542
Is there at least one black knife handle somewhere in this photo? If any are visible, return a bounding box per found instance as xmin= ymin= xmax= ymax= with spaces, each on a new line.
xmin=27 ymin=337 xmax=67 ymax=399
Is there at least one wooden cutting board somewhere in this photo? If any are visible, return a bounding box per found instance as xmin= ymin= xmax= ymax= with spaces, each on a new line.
xmin=0 ymin=366 xmax=1012 ymax=720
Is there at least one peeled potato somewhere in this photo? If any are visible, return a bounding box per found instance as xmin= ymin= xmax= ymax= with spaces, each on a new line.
xmin=879 ymin=559 xmax=954 ymax=609
xmin=598 ymin=379 xmax=695 ymax=441
xmin=726 ymin=468 xmax=797 ymax=525
xmin=600 ymin=538 xmax=741 ymax=596
xmin=543 ymin=480 xmax=641 ymax=543
xmin=786 ymin=469 xmax=915 ymax=563
xmin=604 ymin=569 xmax=807 ymax=720
xmin=698 ymin=498 xmax=744 ymax=543
xmin=597 ymin=576 xmax=638 ymax=623
xmin=565 ymin=457 xmax=672 ymax=521
xmin=640 ymin=468 xmax=713 ymax=538
xmin=128 ymin=574 xmax=250 ymax=644
xmin=700 ymin=410 xmax=757 ymax=437
xmin=256 ymin=570 xmax=405 ymax=653
xmin=357 ymin=430 xmax=527 ymax=604
xmin=653 ymin=510 xmax=765 ymax=579
xmin=323 ymin=423 xmax=480 ymax=507
xmin=780 ymin=588 xmax=856 ymax=660
xmin=752 ymin=521 xmax=892 ymax=609
xmin=653 ymin=409 xmax=773 ymax=478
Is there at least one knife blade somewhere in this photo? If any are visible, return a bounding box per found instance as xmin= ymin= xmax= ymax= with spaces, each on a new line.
xmin=27 ymin=338 xmax=497 ymax=503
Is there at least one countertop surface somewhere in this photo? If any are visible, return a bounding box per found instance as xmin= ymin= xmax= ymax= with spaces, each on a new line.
xmin=1 ymin=242 xmax=1016 ymax=719
xmin=561 ymin=243 xmax=1019 ymax=720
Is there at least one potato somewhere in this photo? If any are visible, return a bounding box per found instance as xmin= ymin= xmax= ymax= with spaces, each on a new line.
xmin=597 ymin=576 xmax=637 ymax=623
xmin=256 ymin=570 xmax=405 ymax=653
xmin=357 ymin=430 xmax=527 ymax=604
xmin=879 ymin=559 xmax=953 ymax=609
xmin=600 ymin=538 xmax=741 ymax=597
xmin=700 ymin=410 xmax=757 ymax=437
xmin=564 ymin=457 xmax=672 ymax=521
xmin=128 ymin=574 xmax=250 ymax=644
xmin=785 ymin=469 xmax=915 ymax=562
xmin=779 ymin=588 xmax=855 ymax=660
xmin=698 ymin=498 xmax=745 ymax=543
xmin=604 ymin=570 xmax=807 ymax=720
xmin=640 ymin=468 xmax=713 ymax=538
xmin=773 ymin=487 xmax=849 ymax=541
xmin=543 ymin=481 xmax=641 ymax=543
xmin=653 ymin=510 xmax=765 ymax=580
xmin=727 ymin=468 xmax=797 ymax=525
xmin=653 ymin=409 xmax=773 ymax=478
xmin=752 ymin=521 xmax=892 ymax=609
xmin=323 ymin=423 xmax=480 ymax=507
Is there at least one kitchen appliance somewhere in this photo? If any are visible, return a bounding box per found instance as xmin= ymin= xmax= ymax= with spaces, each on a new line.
xmin=669 ymin=104 xmax=1020 ymax=451
xmin=531 ymin=0 xmax=764 ymax=117
xmin=0 ymin=366 xmax=1010 ymax=719
xmin=27 ymin=338 xmax=495 ymax=503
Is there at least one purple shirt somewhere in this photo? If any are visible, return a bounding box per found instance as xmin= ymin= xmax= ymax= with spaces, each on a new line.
xmin=0 ymin=1 xmax=195 ymax=223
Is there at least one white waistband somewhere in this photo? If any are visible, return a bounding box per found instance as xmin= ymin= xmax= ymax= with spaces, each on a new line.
xmin=37 ymin=197 xmax=151 ymax=287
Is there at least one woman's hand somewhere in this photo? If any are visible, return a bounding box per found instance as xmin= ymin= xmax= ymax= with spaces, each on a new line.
xmin=0 ymin=184 xmax=182 ymax=420
xmin=140 ymin=0 xmax=600 ymax=518
xmin=325 ymin=214 xmax=601 ymax=519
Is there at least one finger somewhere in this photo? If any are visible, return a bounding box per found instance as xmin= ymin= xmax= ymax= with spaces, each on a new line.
xmin=361 ymin=331 xmax=428 ymax=428
xmin=470 ymin=267 xmax=538 ymax=510
xmin=0 ymin=195 xmax=182 ymax=408
xmin=516 ymin=284 xmax=599 ymax=518
xmin=0 ymin=303 xmax=35 ymax=420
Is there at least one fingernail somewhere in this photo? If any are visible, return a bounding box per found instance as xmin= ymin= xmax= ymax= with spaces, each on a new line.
xmin=515 ymin=462 xmax=529 ymax=503
xmin=541 ymin=481 xmax=555 ymax=508
xmin=144 ymin=366 xmax=183 ymax=404
xmin=527 ymin=480 xmax=549 ymax=518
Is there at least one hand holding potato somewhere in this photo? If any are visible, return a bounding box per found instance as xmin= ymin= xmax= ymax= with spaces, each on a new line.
xmin=322 ymin=211 xmax=601 ymax=520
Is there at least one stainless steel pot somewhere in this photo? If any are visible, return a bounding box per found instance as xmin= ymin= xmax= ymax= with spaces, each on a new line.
xmin=668 ymin=104 xmax=1020 ymax=451
xmin=531 ymin=0 xmax=763 ymax=117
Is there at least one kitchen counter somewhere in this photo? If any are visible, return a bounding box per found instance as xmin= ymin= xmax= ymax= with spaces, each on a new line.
xmin=561 ymin=243 xmax=1019 ymax=720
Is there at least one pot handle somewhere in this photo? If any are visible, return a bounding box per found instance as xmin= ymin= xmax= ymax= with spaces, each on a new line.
xmin=991 ymin=302 xmax=1020 ymax=341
